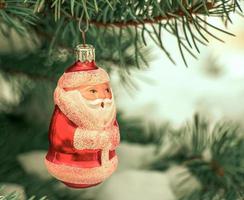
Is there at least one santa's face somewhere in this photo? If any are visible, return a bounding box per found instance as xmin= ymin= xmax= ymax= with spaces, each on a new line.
xmin=58 ymin=82 xmax=116 ymax=128
xmin=65 ymin=82 xmax=112 ymax=108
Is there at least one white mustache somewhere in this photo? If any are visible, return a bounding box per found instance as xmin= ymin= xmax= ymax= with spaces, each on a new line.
xmin=86 ymin=98 xmax=112 ymax=106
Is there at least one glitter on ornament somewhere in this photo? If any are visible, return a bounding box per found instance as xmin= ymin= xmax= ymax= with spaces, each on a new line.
xmin=45 ymin=44 xmax=120 ymax=189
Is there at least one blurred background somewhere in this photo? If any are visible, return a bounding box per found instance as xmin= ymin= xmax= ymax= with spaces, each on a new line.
xmin=0 ymin=1 xmax=244 ymax=200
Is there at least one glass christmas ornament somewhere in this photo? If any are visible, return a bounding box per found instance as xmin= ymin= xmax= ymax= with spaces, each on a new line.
xmin=45 ymin=44 xmax=120 ymax=189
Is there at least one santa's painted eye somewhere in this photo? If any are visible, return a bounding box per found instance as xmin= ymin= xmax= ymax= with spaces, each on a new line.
xmin=90 ymin=89 xmax=97 ymax=93
xmin=105 ymin=88 xmax=110 ymax=93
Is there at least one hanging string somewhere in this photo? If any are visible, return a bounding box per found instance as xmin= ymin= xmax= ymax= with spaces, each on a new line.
xmin=79 ymin=15 xmax=89 ymax=46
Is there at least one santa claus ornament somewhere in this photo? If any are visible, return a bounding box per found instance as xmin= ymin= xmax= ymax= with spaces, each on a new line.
xmin=45 ymin=44 xmax=120 ymax=188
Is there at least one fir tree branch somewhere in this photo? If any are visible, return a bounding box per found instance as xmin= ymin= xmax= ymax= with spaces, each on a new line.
xmin=61 ymin=2 xmax=215 ymax=28
xmin=0 ymin=0 xmax=243 ymax=68
xmin=152 ymin=115 xmax=244 ymax=199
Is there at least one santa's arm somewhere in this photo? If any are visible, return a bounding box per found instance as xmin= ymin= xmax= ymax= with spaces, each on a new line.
xmin=110 ymin=119 xmax=120 ymax=149
xmin=73 ymin=128 xmax=110 ymax=150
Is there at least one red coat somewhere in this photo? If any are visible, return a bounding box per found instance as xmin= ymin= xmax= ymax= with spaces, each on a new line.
xmin=46 ymin=105 xmax=117 ymax=169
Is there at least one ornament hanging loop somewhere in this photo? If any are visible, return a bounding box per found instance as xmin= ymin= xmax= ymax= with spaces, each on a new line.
xmin=79 ymin=15 xmax=89 ymax=46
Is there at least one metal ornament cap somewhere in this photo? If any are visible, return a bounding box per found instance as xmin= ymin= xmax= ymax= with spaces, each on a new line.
xmin=75 ymin=44 xmax=95 ymax=63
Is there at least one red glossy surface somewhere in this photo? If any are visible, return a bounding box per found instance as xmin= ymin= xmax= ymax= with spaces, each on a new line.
xmin=65 ymin=61 xmax=98 ymax=72
xmin=46 ymin=106 xmax=116 ymax=168
xmin=61 ymin=181 xmax=102 ymax=189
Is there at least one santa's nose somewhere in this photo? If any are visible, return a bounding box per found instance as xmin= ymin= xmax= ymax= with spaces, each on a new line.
xmin=98 ymin=91 xmax=107 ymax=99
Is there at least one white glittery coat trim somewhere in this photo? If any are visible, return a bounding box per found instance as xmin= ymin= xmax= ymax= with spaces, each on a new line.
xmin=73 ymin=126 xmax=119 ymax=150
xmin=58 ymin=68 xmax=110 ymax=88
xmin=45 ymin=156 xmax=118 ymax=184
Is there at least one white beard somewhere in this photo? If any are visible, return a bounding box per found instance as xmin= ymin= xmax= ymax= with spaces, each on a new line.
xmin=54 ymin=86 xmax=116 ymax=129
xmin=79 ymin=95 xmax=115 ymax=127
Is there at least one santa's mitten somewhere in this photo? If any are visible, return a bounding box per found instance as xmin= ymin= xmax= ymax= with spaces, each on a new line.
xmin=73 ymin=128 xmax=110 ymax=150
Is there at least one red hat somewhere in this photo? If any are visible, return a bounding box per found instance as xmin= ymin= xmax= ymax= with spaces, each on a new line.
xmin=58 ymin=45 xmax=110 ymax=88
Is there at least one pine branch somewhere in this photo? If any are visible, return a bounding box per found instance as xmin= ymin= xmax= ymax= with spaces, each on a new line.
xmin=152 ymin=115 xmax=244 ymax=199
xmin=61 ymin=2 xmax=215 ymax=27
xmin=0 ymin=0 xmax=38 ymax=34
xmin=0 ymin=0 xmax=243 ymax=69
xmin=0 ymin=186 xmax=48 ymax=200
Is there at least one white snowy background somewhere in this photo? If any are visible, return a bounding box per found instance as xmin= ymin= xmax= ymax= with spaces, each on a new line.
xmin=0 ymin=8 xmax=244 ymax=200
xmin=113 ymin=13 xmax=244 ymax=129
